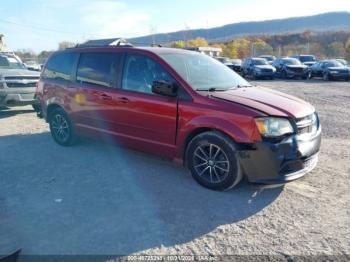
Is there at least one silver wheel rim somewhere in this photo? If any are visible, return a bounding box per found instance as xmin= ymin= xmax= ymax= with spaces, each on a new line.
xmin=51 ymin=114 xmax=70 ymax=142
xmin=193 ymin=143 xmax=230 ymax=184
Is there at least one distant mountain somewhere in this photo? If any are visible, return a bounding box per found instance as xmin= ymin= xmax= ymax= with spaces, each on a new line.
xmin=130 ymin=12 xmax=350 ymax=44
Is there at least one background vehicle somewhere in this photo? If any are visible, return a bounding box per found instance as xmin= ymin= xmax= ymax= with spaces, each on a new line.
xmin=273 ymin=57 xmax=308 ymax=79
xmin=215 ymin=56 xmax=242 ymax=74
xmin=335 ymin=59 xmax=348 ymax=66
xmin=292 ymin=55 xmax=317 ymax=67
xmin=230 ymin=58 xmax=242 ymax=74
xmin=37 ymin=44 xmax=321 ymax=191
xmin=242 ymin=57 xmax=276 ymax=79
xmin=24 ymin=61 xmax=41 ymax=71
xmin=259 ymin=55 xmax=276 ymax=65
xmin=308 ymin=60 xmax=350 ymax=81
xmin=0 ymin=52 xmax=40 ymax=107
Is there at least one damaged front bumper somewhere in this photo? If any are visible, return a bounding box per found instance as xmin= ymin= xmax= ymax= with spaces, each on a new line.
xmin=239 ymin=127 xmax=321 ymax=184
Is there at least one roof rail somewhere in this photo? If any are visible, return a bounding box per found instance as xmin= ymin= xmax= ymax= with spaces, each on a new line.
xmin=76 ymin=38 xmax=133 ymax=48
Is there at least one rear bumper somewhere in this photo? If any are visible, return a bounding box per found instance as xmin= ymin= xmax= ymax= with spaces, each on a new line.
xmin=239 ymin=127 xmax=321 ymax=184
xmin=0 ymin=88 xmax=36 ymax=106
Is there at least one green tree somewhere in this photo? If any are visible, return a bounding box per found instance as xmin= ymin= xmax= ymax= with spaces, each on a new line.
xmin=345 ymin=38 xmax=350 ymax=61
xmin=170 ymin=41 xmax=186 ymax=49
xmin=326 ymin=42 xmax=345 ymax=58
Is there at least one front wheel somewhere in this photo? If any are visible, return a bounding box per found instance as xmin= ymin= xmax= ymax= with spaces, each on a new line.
xmin=323 ymin=72 xmax=330 ymax=81
xmin=49 ymin=107 xmax=78 ymax=146
xmin=186 ymin=131 xmax=243 ymax=191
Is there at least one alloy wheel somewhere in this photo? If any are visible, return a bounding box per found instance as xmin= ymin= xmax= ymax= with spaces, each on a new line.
xmin=51 ymin=114 xmax=70 ymax=143
xmin=193 ymin=143 xmax=230 ymax=184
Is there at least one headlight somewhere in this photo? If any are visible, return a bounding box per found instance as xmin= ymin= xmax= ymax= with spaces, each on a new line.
xmin=329 ymin=71 xmax=338 ymax=74
xmin=255 ymin=117 xmax=294 ymax=137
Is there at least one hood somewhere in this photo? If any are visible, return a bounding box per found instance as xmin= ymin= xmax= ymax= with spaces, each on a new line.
xmin=286 ymin=64 xmax=308 ymax=69
xmin=255 ymin=65 xmax=275 ymax=70
xmin=210 ymin=87 xmax=314 ymax=119
xmin=303 ymin=61 xmax=316 ymax=66
xmin=328 ymin=67 xmax=349 ymax=71
xmin=0 ymin=69 xmax=40 ymax=77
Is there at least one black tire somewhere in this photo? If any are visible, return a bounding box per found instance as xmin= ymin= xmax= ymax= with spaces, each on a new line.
xmin=281 ymin=70 xmax=287 ymax=79
xmin=48 ymin=107 xmax=78 ymax=146
xmin=323 ymin=72 xmax=330 ymax=81
xmin=186 ymin=131 xmax=243 ymax=191
xmin=32 ymin=104 xmax=40 ymax=112
xmin=307 ymin=71 xmax=313 ymax=79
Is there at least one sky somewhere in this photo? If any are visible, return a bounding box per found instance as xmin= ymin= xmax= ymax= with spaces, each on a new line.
xmin=0 ymin=0 xmax=349 ymax=53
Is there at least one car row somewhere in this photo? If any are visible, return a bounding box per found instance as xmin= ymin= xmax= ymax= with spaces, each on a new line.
xmin=216 ymin=54 xmax=350 ymax=81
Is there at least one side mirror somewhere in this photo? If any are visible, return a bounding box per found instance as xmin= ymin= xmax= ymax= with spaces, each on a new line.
xmin=152 ymin=80 xmax=177 ymax=97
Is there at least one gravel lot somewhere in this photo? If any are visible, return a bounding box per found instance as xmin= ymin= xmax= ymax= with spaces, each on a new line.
xmin=0 ymin=79 xmax=349 ymax=260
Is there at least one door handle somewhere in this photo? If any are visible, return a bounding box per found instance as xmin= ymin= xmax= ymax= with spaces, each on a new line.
xmin=100 ymin=93 xmax=112 ymax=100
xmin=117 ymin=97 xmax=130 ymax=103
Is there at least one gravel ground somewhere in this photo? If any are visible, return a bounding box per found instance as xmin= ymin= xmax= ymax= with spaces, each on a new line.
xmin=0 ymin=79 xmax=349 ymax=261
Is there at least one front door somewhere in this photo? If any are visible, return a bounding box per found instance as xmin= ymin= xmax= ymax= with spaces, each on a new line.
xmin=113 ymin=52 xmax=178 ymax=158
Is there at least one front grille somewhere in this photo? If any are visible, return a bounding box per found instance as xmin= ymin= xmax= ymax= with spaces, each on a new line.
xmin=288 ymin=67 xmax=304 ymax=73
xmin=4 ymin=76 xmax=39 ymax=88
xmin=296 ymin=113 xmax=318 ymax=135
xmin=4 ymin=76 xmax=39 ymax=81
xmin=262 ymin=68 xmax=273 ymax=73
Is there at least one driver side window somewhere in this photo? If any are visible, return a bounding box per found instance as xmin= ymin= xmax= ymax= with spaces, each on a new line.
xmin=122 ymin=54 xmax=174 ymax=94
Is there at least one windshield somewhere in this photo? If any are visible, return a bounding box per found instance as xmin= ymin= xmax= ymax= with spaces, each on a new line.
xmin=299 ymin=56 xmax=316 ymax=62
xmin=260 ymin=56 xmax=274 ymax=61
xmin=326 ymin=61 xmax=344 ymax=67
xmin=252 ymin=59 xmax=268 ymax=65
xmin=283 ymin=58 xmax=302 ymax=65
xmin=0 ymin=55 xmax=26 ymax=69
xmin=160 ymin=53 xmax=251 ymax=91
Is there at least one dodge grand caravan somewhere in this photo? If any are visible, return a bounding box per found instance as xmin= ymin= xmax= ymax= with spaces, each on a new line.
xmin=36 ymin=45 xmax=321 ymax=191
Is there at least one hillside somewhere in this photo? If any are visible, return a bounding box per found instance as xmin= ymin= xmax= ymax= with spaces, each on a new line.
xmin=130 ymin=12 xmax=350 ymax=44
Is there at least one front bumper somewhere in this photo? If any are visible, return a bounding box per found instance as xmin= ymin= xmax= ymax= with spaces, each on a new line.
xmin=0 ymin=88 xmax=36 ymax=106
xmin=239 ymin=127 xmax=321 ymax=184
xmin=286 ymin=70 xmax=307 ymax=78
xmin=329 ymin=72 xmax=350 ymax=79
xmin=255 ymin=71 xmax=275 ymax=77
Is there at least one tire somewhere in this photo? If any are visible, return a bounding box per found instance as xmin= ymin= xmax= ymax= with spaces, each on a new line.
xmin=48 ymin=107 xmax=78 ymax=146
xmin=186 ymin=131 xmax=243 ymax=191
xmin=32 ymin=104 xmax=40 ymax=112
xmin=323 ymin=72 xmax=329 ymax=81
xmin=307 ymin=71 xmax=313 ymax=79
xmin=281 ymin=70 xmax=287 ymax=79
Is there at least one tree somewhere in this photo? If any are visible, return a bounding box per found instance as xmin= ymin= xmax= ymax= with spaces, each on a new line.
xmin=326 ymin=42 xmax=345 ymax=58
xmin=187 ymin=37 xmax=208 ymax=48
xmin=58 ymin=41 xmax=76 ymax=50
xmin=345 ymin=38 xmax=350 ymax=61
xmin=170 ymin=41 xmax=186 ymax=49
xmin=251 ymin=39 xmax=273 ymax=56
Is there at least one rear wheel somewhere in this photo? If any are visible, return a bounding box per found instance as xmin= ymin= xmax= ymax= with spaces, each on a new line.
xmin=186 ymin=131 xmax=242 ymax=191
xmin=48 ymin=108 xmax=78 ymax=146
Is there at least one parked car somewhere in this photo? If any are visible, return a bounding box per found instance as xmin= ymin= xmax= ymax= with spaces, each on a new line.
xmin=24 ymin=61 xmax=41 ymax=71
xmin=335 ymin=59 xmax=348 ymax=66
xmin=242 ymin=57 xmax=276 ymax=79
xmin=0 ymin=52 xmax=40 ymax=108
xmin=308 ymin=60 xmax=350 ymax=81
xmin=259 ymin=55 xmax=276 ymax=65
xmin=230 ymin=58 xmax=243 ymax=74
xmin=215 ymin=56 xmax=242 ymax=74
xmin=273 ymin=57 xmax=308 ymax=79
xmin=292 ymin=55 xmax=317 ymax=67
xmin=37 ymin=45 xmax=321 ymax=191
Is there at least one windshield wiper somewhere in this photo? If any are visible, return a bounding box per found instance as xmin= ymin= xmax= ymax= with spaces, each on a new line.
xmin=195 ymin=87 xmax=229 ymax=92
xmin=236 ymin=85 xmax=252 ymax=88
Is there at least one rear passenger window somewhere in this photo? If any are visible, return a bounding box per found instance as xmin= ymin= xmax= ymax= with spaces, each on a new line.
xmin=43 ymin=52 xmax=77 ymax=81
xmin=76 ymin=53 xmax=120 ymax=88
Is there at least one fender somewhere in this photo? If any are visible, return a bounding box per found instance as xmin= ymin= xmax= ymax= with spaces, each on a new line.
xmin=174 ymin=115 xmax=262 ymax=164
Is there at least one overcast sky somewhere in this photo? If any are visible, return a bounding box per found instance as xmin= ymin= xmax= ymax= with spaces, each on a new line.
xmin=1 ymin=0 xmax=349 ymax=53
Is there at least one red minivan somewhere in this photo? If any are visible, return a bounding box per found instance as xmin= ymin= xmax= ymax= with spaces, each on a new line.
xmin=36 ymin=44 xmax=321 ymax=190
